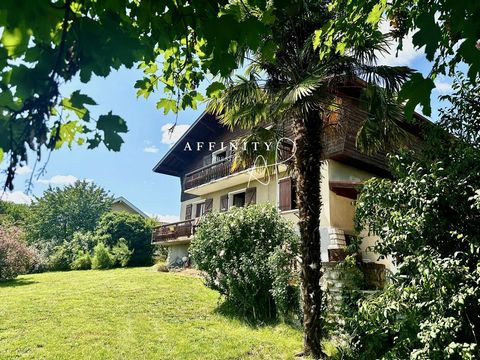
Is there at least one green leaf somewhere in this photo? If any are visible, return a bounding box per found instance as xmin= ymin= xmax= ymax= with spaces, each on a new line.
xmin=206 ymin=82 xmax=226 ymax=99
xmin=156 ymin=98 xmax=177 ymax=115
xmin=96 ymin=112 xmax=128 ymax=151
xmin=313 ymin=29 xmax=323 ymax=49
xmin=70 ymin=90 xmax=97 ymax=107
xmin=398 ymin=73 xmax=435 ymax=118
xmin=412 ymin=12 xmax=442 ymax=61
xmin=1 ymin=27 xmax=31 ymax=57
xmin=0 ymin=148 xmax=4 ymax=164
xmin=55 ymin=121 xmax=84 ymax=149
xmin=366 ymin=0 xmax=386 ymax=25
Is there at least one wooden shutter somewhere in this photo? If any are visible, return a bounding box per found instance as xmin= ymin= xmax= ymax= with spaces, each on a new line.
xmin=204 ymin=198 xmax=213 ymax=213
xmin=245 ymin=187 xmax=256 ymax=206
xmin=278 ymin=177 xmax=292 ymax=211
xmin=220 ymin=195 xmax=229 ymax=212
xmin=185 ymin=204 xmax=192 ymax=220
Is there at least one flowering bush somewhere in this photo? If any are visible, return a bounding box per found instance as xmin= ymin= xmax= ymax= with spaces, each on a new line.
xmin=0 ymin=227 xmax=37 ymax=281
xmin=190 ymin=204 xmax=299 ymax=320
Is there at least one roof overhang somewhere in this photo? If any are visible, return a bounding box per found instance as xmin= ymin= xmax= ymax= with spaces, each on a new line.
xmin=329 ymin=180 xmax=362 ymax=200
xmin=152 ymin=112 xmax=226 ymax=177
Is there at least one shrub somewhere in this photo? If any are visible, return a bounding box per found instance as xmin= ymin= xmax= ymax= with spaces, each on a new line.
xmin=47 ymin=243 xmax=74 ymax=271
xmin=71 ymin=231 xmax=98 ymax=253
xmin=0 ymin=227 xmax=37 ymax=280
xmin=47 ymin=232 xmax=100 ymax=271
xmin=111 ymin=238 xmax=132 ymax=267
xmin=190 ymin=204 xmax=299 ymax=320
xmin=96 ymin=211 xmax=153 ymax=266
xmin=92 ymin=243 xmax=113 ymax=270
xmin=348 ymin=148 xmax=480 ymax=359
xmin=71 ymin=251 xmax=92 ymax=270
xmin=268 ymin=236 xmax=301 ymax=320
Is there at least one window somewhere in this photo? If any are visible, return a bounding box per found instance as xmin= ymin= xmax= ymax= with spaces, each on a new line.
xmin=195 ymin=202 xmax=205 ymax=218
xmin=278 ymin=177 xmax=298 ymax=211
xmin=227 ymin=187 xmax=256 ymax=208
xmin=232 ymin=192 xmax=246 ymax=207
xmin=212 ymin=147 xmax=227 ymax=163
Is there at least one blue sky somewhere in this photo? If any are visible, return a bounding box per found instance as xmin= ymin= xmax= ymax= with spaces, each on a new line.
xmin=2 ymin=67 xmax=204 ymax=222
xmin=1 ymin=26 xmax=454 ymax=221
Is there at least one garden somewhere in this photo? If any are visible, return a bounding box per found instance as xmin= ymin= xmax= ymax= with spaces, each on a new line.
xmin=1 ymin=1 xmax=479 ymax=359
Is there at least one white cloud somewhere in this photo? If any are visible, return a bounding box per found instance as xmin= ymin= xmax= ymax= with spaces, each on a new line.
xmin=16 ymin=166 xmax=32 ymax=175
xmin=0 ymin=191 xmax=33 ymax=205
xmin=143 ymin=145 xmax=160 ymax=154
xmin=433 ymin=80 xmax=452 ymax=94
xmin=377 ymin=21 xmax=423 ymax=67
xmin=161 ymin=123 xmax=190 ymax=145
xmin=37 ymin=175 xmax=79 ymax=185
xmin=148 ymin=213 xmax=180 ymax=223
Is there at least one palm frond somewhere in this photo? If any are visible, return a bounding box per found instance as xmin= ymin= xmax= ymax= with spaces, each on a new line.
xmin=356 ymin=84 xmax=410 ymax=154
xmin=358 ymin=65 xmax=413 ymax=93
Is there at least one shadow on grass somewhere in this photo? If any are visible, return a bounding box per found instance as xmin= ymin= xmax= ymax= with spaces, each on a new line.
xmin=215 ymin=299 xmax=302 ymax=330
xmin=0 ymin=277 xmax=38 ymax=288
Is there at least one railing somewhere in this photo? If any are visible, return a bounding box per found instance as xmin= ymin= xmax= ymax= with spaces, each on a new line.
xmin=184 ymin=156 xmax=244 ymax=190
xmin=183 ymin=143 xmax=293 ymax=190
xmin=152 ymin=219 xmax=196 ymax=243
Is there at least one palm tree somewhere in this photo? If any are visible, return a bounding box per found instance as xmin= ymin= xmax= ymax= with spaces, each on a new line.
xmin=208 ymin=2 xmax=412 ymax=358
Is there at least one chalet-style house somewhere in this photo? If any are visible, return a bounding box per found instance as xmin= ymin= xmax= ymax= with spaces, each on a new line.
xmin=112 ymin=196 xmax=148 ymax=218
xmin=152 ymin=90 xmax=426 ymax=271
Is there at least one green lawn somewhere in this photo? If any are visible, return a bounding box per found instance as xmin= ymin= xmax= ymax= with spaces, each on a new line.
xmin=0 ymin=268 xmax=302 ymax=360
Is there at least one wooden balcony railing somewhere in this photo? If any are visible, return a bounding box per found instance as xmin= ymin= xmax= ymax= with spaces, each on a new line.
xmin=183 ymin=143 xmax=293 ymax=190
xmin=152 ymin=219 xmax=197 ymax=243
xmin=184 ymin=156 xmax=244 ymax=190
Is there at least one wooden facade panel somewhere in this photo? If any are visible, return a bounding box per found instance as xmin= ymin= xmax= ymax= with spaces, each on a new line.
xmin=172 ymin=93 xmax=430 ymax=197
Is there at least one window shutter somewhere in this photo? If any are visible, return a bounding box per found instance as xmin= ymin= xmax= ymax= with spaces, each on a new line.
xmin=204 ymin=198 xmax=213 ymax=213
xmin=185 ymin=204 xmax=192 ymax=220
xmin=279 ymin=177 xmax=292 ymax=211
xmin=245 ymin=187 xmax=256 ymax=206
xmin=220 ymin=195 xmax=229 ymax=212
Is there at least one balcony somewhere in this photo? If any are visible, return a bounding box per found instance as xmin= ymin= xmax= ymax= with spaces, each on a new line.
xmin=183 ymin=144 xmax=293 ymax=195
xmin=152 ymin=220 xmax=197 ymax=245
xmin=184 ymin=156 xmax=246 ymax=191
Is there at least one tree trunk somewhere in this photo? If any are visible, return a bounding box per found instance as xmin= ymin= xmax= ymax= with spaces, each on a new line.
xmin=294 ymin=111 xmax=325 ymax=359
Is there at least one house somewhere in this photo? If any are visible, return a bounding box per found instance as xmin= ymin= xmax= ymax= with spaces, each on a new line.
xmin=151 ymin=89 xmax=427 ymax=270
xmin=112 ymin=196 xmax=148 ymax=218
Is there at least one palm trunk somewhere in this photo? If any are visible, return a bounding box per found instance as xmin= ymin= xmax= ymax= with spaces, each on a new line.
xmin=294 ymin=111 xmax=325 ymax=359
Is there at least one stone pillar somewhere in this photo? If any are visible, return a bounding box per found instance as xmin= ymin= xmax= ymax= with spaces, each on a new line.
xmin=327 ymin=227 xmax=347 ymax=262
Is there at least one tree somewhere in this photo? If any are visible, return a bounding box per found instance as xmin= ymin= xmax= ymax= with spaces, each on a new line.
xmin=1 ymin=0 xmax=460 ymax=190
xmin=95 ymin=211 xmax=153 ymax=267
xmin=28 ymin=180 xmax=112 ymax=250
xmin=349 ymin=76 xmax=480 ymax=360
xmin=0 ymin=200 xmax=30 ymax=226
xmin=316 ymin=0 xmax=480 ymax=118
xmin=0 ymin=0 xmax=275 ymax=189
xmin=207 ymin=2 xmax=411 ymax=357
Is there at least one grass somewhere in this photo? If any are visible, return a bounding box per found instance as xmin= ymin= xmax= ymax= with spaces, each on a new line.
xmin=0 ymin=268 xmax=302 ymax=360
